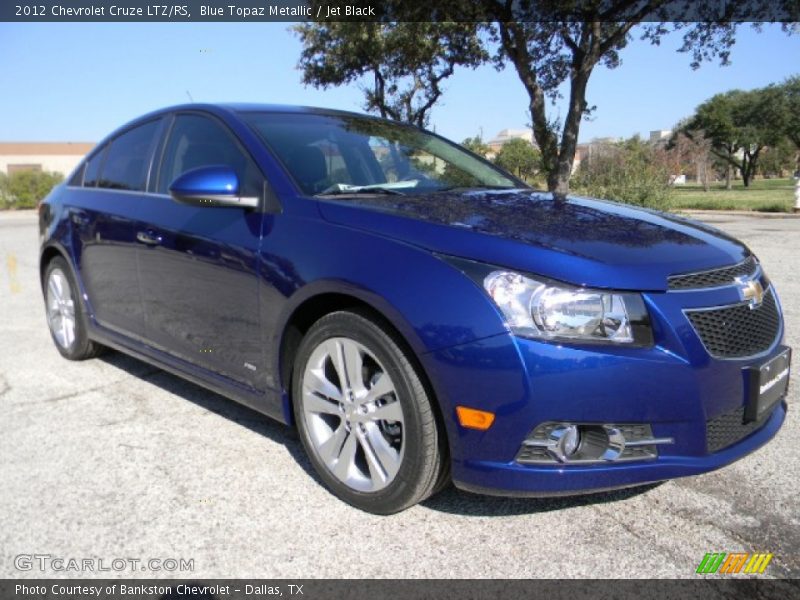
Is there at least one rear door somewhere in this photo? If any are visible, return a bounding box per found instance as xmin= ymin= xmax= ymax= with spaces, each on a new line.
xmin=136 ymin=112 xmax=265 ymax=388
xmin=69 ymin=119 xmax=162 ymax=340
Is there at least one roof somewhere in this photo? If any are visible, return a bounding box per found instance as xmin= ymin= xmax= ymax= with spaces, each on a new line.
xmin=0 ymin=142 xmax=95 ymax=156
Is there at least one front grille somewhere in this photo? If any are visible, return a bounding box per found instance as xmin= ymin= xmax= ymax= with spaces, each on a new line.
xmin=668 ymin=256 xmax=757 ymax=290
xmin=685 ymin=288 xmax=780 ymax=359
xmin=706 ymin=405 xmax=773 ymax=453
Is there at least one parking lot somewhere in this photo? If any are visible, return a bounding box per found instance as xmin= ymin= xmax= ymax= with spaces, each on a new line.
xmin=0 ymin=209 xmax=798 ymax=579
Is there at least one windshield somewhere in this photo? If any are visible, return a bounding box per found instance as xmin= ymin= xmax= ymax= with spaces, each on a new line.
xmin=241 ymin=111 xmax=521 ymax=196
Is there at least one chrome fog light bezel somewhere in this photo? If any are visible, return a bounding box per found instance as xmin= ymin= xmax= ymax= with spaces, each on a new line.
xmin=516 ymin=422 xmax=674 ymax=465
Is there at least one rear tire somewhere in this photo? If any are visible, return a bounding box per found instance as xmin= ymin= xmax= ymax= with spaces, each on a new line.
xmin=292 ymin=310 xmax=448 ymax=514
xmin=43 ymin=256 xmax=103 ymax=361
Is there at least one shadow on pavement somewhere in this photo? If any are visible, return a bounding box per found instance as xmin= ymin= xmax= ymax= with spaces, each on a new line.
xmin=100 ymin=349 xmax=662 ymax=518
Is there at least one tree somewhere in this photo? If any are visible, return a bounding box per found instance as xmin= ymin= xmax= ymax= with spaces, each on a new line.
xmin=679 ymin=87 xmax=787 ymax=187
xmin=300 ymin=3 xmax=797 ymax=193
xmin=667 ymin=127 xmax=714 ymax=191
xmin=461 ymin=135 xmax=491 ymax=158
xmin=476 ymin=2 xmax=797 ymax=194
xmin=294 ymin=22 xmax=486 ymax=128
xmin=758 ymin=139 xmax=797 ymax=177
xmin=494 ymin=138 xmax=541 ymax=180
xmin=779 ymin=76 xmax=800 ymax=156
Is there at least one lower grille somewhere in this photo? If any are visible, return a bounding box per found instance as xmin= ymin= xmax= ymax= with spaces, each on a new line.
xmin=685 ymin=288 xmax=780 ymax=359
xmin=706 ymin=405 xmax=773 ymax=453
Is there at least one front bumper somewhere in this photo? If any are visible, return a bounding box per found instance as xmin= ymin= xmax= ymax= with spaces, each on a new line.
xmin=421 ymin=283 xmax=788 ymax=496
xmin=453 ymin=401 xmax=785 ymax=496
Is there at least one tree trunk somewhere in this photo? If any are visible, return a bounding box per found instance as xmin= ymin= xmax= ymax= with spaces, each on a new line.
xmin=528 ymin=92 xmax=559 ymax=191
xmin=725 ymin=164 xmax=733 ymax=190
xmin=549 ymin=70 xmax=590 ymax=195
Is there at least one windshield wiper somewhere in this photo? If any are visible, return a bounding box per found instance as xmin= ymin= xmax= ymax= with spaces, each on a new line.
xmin=430 ymin=185 xmax=518 ymax=193
xmin=316 ymin=186 xmax=406 ymax=197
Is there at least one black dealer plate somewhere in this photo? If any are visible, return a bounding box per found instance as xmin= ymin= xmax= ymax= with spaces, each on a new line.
xmin=745 ymin=346 xmax=791 ymax=423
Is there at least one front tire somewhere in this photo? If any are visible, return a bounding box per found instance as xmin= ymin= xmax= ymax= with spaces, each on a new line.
xmin=43 ymin=256 xmax=103 ymax=360
xmin=292 ymin=310 xmax=448 ymax=514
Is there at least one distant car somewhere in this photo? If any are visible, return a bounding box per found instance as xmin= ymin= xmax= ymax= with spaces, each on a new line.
xmin=38 ymin=104 xmax=790 ymax=513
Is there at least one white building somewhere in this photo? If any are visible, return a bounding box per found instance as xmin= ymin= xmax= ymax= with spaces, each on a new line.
xmin=649 ymin=130 xmax=672 ymax=145
xmin=0 ymin=142 xmax=95 ymax=177
xmin=486 ymin=128 xmax=535 ymax=158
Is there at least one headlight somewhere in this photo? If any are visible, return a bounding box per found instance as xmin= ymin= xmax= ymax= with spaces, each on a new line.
xmin=482 ymin=270 xmax=650 ymax=345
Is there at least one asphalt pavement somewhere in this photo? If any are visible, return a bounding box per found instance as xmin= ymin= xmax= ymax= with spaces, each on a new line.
xmin=0 ymin=210 xmax=797 ymax=579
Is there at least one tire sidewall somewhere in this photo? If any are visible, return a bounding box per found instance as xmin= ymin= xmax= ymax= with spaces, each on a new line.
xmin=292 ymin=311 xmax=436 ymax=514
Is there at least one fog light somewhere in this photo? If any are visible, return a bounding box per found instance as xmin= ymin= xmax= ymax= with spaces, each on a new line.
xmin=548 ymin=424 xmax=582 ymax=462
xmin=561 ymin=425 xmax=581 ymax=456
xmin=516 ymin=421 xmax=675 ymax=465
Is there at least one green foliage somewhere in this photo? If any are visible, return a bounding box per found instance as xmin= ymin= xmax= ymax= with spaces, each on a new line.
xmin=679 ymin=85 xmax=790 ymax=186
xmin=572 ymin=137 xmax=673 ymax=210
xmin=493 ymin=138 xmax=540 ymax=180
xmin=295 ymin=4 xmax=797 ymax=193
xmin=778 ymin=75 xmax=800 ymax=151
xmin=460 ymin=135 xmax=491 ymax=158
xmin=758 ymin=139 xmax=798 ymax=177
xmin=1 ymin=170 xmax=63 ymax=209
xmin=293 ymin=22 xmax=486 ymax=127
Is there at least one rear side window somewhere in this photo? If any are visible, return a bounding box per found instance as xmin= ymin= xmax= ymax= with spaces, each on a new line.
xmin=97 ymin=120 xmax=160 ymax=191
xmin=68 ymin=162 xmax=86 ymax=187
xmin=83 ymin=147 xmax=107 ymax=188
xmin=157 ymin=114 xmax=262 ymax=196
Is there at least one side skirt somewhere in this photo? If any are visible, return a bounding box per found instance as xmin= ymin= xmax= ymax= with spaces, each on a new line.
xmin=88 ymin=324 xmax=287 ymax=425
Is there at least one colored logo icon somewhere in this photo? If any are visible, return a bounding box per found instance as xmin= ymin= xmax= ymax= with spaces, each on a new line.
xmin=696 ymin=552 xmax=773 ymax=574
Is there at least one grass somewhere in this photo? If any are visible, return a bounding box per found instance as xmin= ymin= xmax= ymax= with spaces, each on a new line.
xmin=667 ymin=177 xmax=797 ymax=213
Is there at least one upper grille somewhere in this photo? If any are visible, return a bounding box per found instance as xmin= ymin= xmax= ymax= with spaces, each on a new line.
xmin=668 ymin=256 xmax=757 ymax=290
xmin=685 ymin=288 xmax=780 ymax=359
xmin=706 ymin=405 xmax=773 ymax=453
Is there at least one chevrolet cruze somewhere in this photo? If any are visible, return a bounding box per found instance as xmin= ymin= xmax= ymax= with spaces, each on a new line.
xmin=38 ymin=104 xmax=790 ymax=514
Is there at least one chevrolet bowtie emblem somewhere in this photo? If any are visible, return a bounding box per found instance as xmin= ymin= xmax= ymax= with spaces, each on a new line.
xmin=737 ymin=277 xmax=764 ymax=309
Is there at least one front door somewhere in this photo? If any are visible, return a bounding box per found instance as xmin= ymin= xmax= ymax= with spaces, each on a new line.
xmin=136 ymin=113 xmax=266 ymax=388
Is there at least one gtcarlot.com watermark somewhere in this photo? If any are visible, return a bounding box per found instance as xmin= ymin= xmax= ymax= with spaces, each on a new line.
xmin=14 ymin=554 xmax=194 ymax=573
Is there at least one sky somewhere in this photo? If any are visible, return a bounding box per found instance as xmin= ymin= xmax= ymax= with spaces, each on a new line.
xmin=0 ymin=22 xmax=798 ymax=145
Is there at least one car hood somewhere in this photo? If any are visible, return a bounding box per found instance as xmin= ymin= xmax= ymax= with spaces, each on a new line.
xmin=316 ymin=189 xmax=750 ymax=291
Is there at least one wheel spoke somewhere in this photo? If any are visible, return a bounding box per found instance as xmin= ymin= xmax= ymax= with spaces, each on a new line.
xmin=316 ymin=424 xmax=347 ymax=464
xmin=358 ymin=424 xmax=401 ymax=484
xmin=326 ymin=339 xmax=350 ymax=392
xmin=60 ymin=316 xmax=71 ymax=347
xmin=370 ymin=399 xmax=403 ymax=423
xmin=304 ymin=367 xmax=343 ymax=403
xmin=48 ymin=277 xmax=61 ymax=302
xmin=341 ymin=341 xmax=365 ymax=392
xmin=303 ymin=391 xmax=341 ymax=416
xmin=332 ymin=431 xmax=358 ymax=480
xmin=62 ymin=316 xmax=75 ymax=347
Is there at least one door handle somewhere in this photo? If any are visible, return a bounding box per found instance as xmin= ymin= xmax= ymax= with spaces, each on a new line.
xmin=136 ymin=231 xmax=162 ymax=246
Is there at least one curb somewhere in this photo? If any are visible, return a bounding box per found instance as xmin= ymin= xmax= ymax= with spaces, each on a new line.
xmin=679 ymin=209 xmax=800 ymax=219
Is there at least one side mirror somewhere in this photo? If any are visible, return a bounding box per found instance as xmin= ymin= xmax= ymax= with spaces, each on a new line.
xmin=168 ymin=166 xmax=259 ymax=208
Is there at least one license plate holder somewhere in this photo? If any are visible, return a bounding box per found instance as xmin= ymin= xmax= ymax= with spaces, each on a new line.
xmin=745 ymin=346 xmax=791 ymax=423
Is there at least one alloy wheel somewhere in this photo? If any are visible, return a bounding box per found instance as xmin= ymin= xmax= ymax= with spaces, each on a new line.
xmin=46 ymin=268 xmax=77 ymax=350
xmin=301 ymin=337 xmax=405 ymax=492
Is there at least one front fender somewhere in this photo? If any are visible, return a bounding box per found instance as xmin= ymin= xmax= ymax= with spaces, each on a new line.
xmin=260 ymin=214 xmax=509 ymax=404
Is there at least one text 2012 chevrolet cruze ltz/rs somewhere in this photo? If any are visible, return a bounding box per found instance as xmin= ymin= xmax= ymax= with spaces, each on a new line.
xmin=38 ymin=104 xmax=790 ymax=513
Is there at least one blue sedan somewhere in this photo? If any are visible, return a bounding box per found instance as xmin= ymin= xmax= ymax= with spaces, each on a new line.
xmin=38 ymin=104 xmax=790 ymax=513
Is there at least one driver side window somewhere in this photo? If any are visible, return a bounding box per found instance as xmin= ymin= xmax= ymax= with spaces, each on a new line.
xmin=157 ymin=114 xmax=262 ymax=197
